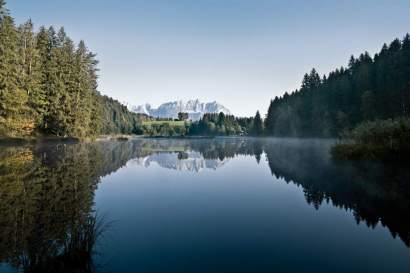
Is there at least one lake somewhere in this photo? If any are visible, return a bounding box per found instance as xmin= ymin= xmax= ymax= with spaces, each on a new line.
xmin=0 ymin=138 xmax=409 ymax=273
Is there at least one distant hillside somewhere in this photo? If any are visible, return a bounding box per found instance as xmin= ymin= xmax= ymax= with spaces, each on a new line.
xmin=129 ymin=99 xmax=231 ymax=120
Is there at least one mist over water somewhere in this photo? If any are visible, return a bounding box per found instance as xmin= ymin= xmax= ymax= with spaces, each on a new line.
xmin=1 ymin=138 xmax=409 ymax=272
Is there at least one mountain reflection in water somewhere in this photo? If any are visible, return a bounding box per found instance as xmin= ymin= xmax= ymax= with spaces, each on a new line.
xmin=0 ymin=138 xmax=409 ymax=272
xmin=131 ymin=151 xmax=229 ymax=172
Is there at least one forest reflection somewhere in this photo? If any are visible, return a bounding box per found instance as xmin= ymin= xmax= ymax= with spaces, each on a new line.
xmin=0 ymin=138 xmax=409 ymax=272
xmin=0 ymin=143 xmax=119 ymax=273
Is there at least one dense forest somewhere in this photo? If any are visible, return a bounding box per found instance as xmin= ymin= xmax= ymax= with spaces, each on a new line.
xmin=0 ymin=1 xmax=141 ymax=138
xmin=264 ymin=34 xmax=410 ymax=137
xmin=3 ymin=0 xmax=410 ymax=140
xmin=188 ymin=112 xmax=263 ymax=136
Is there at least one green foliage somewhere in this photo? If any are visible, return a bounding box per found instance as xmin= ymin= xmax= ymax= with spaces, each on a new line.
xmin=17 ymin=20 xmax=44 ymax=126
xmin=331 ymin=117 xmax=410 ymax=160
xmin=188 ymin=113 xmax=248 ymax=136
xmin=264 ymin=99 xmax=275 ymax=135
xmin=264 ymin=35 xmax=410 ymax=137
xmin=252 ymin=111 xmax=263 ymax=136
xmin=141 ymin=120 xmax=189 ymax=137
xmin=0 ymin=6 xmax=33 ymax=136
xmin=99 ymin=95 xmax=142 ymax=135
xmin=0 ymin=2 xmax=140 ymax=138
xmin=178 ymin=112 xmax=189 ymax=121
xmin=143 ymin=120 xmax=187 ymax=126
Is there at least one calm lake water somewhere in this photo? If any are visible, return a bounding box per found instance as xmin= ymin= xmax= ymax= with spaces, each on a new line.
xmin=0 ymin=138 xmax=410 ymax=273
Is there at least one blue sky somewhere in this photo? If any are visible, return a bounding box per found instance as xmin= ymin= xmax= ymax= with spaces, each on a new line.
xmin=9 ymin=0 xmax=410 ymax=116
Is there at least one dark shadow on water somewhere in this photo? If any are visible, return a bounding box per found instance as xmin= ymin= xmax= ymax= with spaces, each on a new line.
xmin=262 ymin=138 xmax=410 ymax=247
xmin=0 ymin=143 xmax=120 ymax=273
xmin=19 ymin=213 xmax=110 ymax=273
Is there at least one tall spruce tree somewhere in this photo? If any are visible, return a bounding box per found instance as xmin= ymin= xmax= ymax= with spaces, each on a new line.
xmin=264 ymin=98 xmax=277 ymax=135
xmin=253 ymin=111 xmax=263 ymax=136
xmin=72 ymin=40 xmax=98 ymax=137
xmin=0 ymin=0 xmax=32 ymax=136
xmin=35 ymin=26 xmax=52 ymax=131
xmin=17 ymin=20 xmax=45 ymax=127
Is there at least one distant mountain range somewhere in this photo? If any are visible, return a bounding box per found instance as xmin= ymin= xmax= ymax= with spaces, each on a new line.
xmin=131 ymin=151 xmax=229 ymax=172
xmin=128 ymin=99 xmax=231 ymax=120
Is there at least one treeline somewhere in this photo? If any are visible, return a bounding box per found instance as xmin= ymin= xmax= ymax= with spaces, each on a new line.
xmin=0 ymin=1 xmax=140 ymax=138
xmin=142 ymin=122 xmax=190 ymax=137
xmin=187 ymin=112 xmax=263 ymax=136
xmin=99 ymin=95 xmax=142 ymax=135
xmin=264 ymin=34 xmax=410 ymax=137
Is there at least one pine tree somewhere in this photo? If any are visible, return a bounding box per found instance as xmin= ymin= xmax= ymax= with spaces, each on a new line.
xmin=264 ymin=99 xmax=276 ymax=135
xmin=39 ymin=26 xmax=62 ymax=134
xmin=309 ymin=68 xmax=321 ymax=89
xmin=46 ymin=27 xmax=77 ymax=136
xmin=17 ymin=20 xmax=45 ymax=128
xmin=0 ymin=1 xmax=32 ymax=136
xmin=253 ymin=111 xmax=263 ymax=136
xmin=35 ymin=26 xmax=52 ymax=129
xmin=72 ymin=40 xmax=98 ymax=137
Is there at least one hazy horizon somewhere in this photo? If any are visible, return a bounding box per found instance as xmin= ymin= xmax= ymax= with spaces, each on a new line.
xmin=9 ymin=0 xmax=410 ymax=116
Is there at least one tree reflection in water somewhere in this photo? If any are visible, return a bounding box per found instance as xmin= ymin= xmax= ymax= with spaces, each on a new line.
xmin=262 ymin=138 xmax=410 ymax=247
xmin=0 ymin=144 xmax=117 ymax=273
xmin=0 ymin=138 xmax=409 ymax=272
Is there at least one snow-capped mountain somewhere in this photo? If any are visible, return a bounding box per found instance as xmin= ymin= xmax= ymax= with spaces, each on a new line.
xmin=129 ymin=99 xmax=231 ymax=120
xmin=130 ymin=151 xmax=229 ymax=172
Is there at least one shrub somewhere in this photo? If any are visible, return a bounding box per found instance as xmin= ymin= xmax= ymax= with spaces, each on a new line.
xmin=331 ymin=117 xmax=410 ymax=160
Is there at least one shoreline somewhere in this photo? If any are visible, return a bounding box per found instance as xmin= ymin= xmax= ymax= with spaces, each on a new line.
xmin=0 ymin=135 xmax=338 ymax=145
xmin=0 ymin=135 xmax=139 ymax=145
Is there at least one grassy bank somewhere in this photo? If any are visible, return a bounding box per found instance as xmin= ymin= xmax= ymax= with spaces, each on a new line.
xmin=141 ymin=120 xmax=191 ymax=137
xmin=331 ymin=117 xmax=410 ymax=160
xmin=0 ymin=134 xmax=142 ymax=145
xmin=0 ymin=136 xmax=81 ymax=145
xmin=142 ymin=120 xmax=189 ymax=126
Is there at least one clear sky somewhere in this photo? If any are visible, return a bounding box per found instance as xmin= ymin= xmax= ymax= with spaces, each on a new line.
xmin=8 ymin=0 xmax=410 ymax=116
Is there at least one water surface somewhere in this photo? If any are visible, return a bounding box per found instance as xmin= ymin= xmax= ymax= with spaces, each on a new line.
xmin=0 ymin=138 xmax=409 ymax=273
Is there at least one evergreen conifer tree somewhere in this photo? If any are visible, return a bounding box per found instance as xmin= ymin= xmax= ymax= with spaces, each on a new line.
xmin=253 ymin=111 xmax=263 ymax=136
xmin=0 ymin=1 xmax=32 ymax=136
